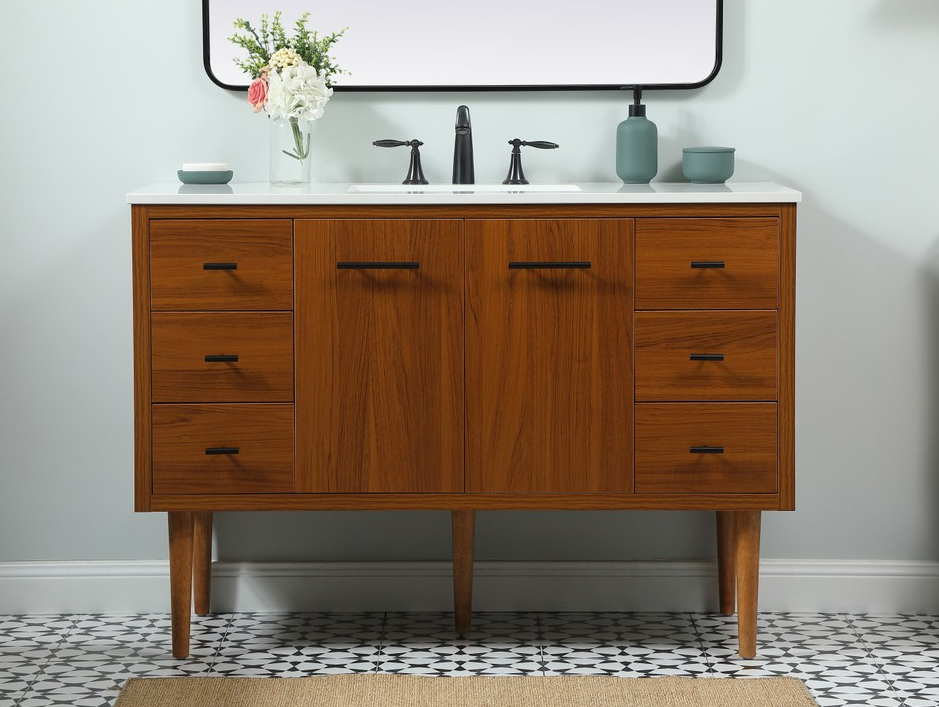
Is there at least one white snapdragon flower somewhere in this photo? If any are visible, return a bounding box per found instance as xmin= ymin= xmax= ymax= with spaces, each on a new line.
xmin=265 ymin=62 xmax=332 ymax=122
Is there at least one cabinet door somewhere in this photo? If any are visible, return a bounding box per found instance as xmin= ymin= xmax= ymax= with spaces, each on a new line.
xmin=466 ymin=219 xmax=633 ymax=494
xmin=295 ymin=220 xmax=463 ymax=493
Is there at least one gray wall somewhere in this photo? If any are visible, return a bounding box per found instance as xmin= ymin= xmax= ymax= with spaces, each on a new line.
xmin=2 ymin=0 xmax=938 ymax=566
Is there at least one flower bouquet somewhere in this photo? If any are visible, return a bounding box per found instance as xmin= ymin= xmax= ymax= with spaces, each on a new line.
xmin=230 ymin=12 xmax=346 ymax=183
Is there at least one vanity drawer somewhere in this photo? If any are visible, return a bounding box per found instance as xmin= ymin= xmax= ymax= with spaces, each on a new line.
xmin=635 ymin=218 xmax=778 ymax=309
xmin=151 ymin=313 xmax=294 ymax=402
xmin=635 ymin=311 xmax=777 ymax=401
xmin=635 ymin=403 xmax=777 ymax=494
xmin=152 ymin=404 xmax=294 ymax=494
xmin=150 ymin=219 xmax=293 ymax=311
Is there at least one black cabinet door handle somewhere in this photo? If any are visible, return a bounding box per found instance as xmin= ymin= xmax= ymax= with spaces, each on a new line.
xmin=508 ymin=261 xmax=592 ymax=269
xmin=690 ymin=261 xmax=725 ymax=269
xmin=203 ymin=262 xmax=238 ymax=270
xmin=690 ymin=353 xmax=725 ymax=361
xmin=336 ymin=262 xmax=420 ymax=270
xmin=204 ymin=354 xmax=239 ymax=363
xmin=690 ymin=446 xmax=725 ymax=454
xmin=205 ymin=446 xmax=239 ymax=455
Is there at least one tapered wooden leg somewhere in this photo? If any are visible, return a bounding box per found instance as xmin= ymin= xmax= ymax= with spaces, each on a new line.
xmin=716 ymin=511 xmax=736 ymax=615
xmin=192 ymin=512 xmax=213 ymax=616
xmin=452 ymin=510 xmax=476 ymax=636
xmin=734 ymin=510 xmax=761 ymax=658
xmin=168 ymin=511 xmax=194 ymax=659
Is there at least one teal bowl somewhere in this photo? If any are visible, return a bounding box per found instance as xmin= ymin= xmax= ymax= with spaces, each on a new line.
xmin=178 ymin=170 xmax=233 ymax=185
xmin=682 ymin=147 xmax=735 ymax=184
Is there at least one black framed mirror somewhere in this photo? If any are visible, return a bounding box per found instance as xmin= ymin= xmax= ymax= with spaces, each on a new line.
xmin=204 ymin=0 xmax=722 ymax=91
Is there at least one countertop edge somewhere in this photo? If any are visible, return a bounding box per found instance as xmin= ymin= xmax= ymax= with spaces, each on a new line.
xmin=127 ymin=182 xmax=802 ymax=205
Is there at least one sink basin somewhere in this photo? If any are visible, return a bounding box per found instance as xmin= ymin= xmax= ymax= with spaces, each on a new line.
xmin=347 ymin=183 xmax=582 ymax=193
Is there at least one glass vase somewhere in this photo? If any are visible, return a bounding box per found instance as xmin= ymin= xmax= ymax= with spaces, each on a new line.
xmin=270 ymin=117 xmax=313 ymax=185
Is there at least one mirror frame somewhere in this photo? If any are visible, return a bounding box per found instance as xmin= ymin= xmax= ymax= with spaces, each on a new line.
xmin=203 ymin=0 xmax=722 ymax=92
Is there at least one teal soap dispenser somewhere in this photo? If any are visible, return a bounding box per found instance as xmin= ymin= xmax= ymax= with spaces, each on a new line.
xmin=616 ymin=86 xmax=658 ymax=184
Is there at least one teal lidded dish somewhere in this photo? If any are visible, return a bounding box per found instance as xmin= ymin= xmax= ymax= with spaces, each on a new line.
xmin=682 ymin=146 xmax=735 ymax=184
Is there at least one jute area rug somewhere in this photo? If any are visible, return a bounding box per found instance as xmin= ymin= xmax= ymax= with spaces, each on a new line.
xmin=115 ymin=673 xmax=819 ymax=706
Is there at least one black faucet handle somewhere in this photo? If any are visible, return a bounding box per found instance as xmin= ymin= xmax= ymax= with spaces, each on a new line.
xmin=511 ymin=140 xmax=559 ymax=150
xmin=504 ymin=139 xmax=560 ymax=185
xmin=373 ymin=139 xmax=409 ymax=148
xmin=373 ymin=139 xmax=428 ymax=185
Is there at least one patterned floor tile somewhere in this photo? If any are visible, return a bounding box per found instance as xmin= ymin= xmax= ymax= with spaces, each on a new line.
xmin=18 ymin=664 xmax=120 ymax=707
xmin=540 ymin=612 xmax=710 ymax=677
xmin=850 ymin=614 xmax=939 ymax=703
xmin=0 ymin=660 xmax=44 ymax=704
xmin=695 ymin=613 xmax=908 ymax=706
xmin=379 ymin=612 xmax=541 ymax=675
xmin=850 ymin=614 xmax=939 ymax=645
xmin=0 ymin=616 xmax=74 ymax=655
xmin=211 ymin=612 xmax=384 ymax=676
xmin=4 ymin=612 xmax=939 ymax=705
xmin=57 ymin=613 xmax=227 ymax=662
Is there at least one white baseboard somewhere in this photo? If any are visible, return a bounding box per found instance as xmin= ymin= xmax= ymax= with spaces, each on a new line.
xmin=1 ymin=559 xmax=937 ymax=615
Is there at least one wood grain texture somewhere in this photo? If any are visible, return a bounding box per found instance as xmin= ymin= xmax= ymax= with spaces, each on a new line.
xmin=151 ymin=313 xmax=294 ymax=402
xmin=778 ymin=204 xmax=797 ymax=510
xmin=452 ymin=510 xmax=475 ymax=635
xmin=716 ymin=511 xmax=736 ymax=615
xmin=132 ymin=206 xmax=152 ymax=512
xmin=295 ymin=220 xmax=464 ymax=494
xmin=192 ymin=512 xmax=212 ymax=616
xmin=149 ymin=492 xmax=784 ymax=512
xmin=168 ymin=511 xmax=194 ymax=659
xmin=735 ymin=510 xmax=762 ymax=658
xmin=150 ymin=220 xmax=293 ymax=311
xmin=635 ymin=311 xmax=777 ymax=401
xmin=152 ymin=404 xmax=294 ymax=494
xmin=635 ymin=404 xmax=777 ymax=494
xmin=635 ymin=218 xmax=779 ymax=310
xmin=466 ymin=219 xmax=634 ymax=494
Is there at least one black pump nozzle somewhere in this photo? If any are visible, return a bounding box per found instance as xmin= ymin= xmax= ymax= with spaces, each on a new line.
xmin=630 ymin=85 xmax=646 ymax=117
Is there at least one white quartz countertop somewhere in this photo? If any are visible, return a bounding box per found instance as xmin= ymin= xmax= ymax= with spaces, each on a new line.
xmin=127 ymin=181 xmax=801 ymax=205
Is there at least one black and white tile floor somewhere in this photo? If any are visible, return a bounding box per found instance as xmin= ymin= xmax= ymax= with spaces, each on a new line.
xmin=1 ymin=612 xmax=937 ymax=706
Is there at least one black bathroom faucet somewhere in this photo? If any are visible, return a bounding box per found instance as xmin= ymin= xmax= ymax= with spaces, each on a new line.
xmin=452 ymin=105 xmax=475 ymax=184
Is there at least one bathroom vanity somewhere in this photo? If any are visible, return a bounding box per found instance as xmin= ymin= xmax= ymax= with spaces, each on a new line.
xmin=128 ymin=182 xmax=799 ymax=659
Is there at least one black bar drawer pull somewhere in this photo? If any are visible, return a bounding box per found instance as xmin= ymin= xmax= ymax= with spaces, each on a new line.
xmin=336 ymin=262 xmax=420 ymax=270
xmin=204 ymin=354 xmax=239 ymax=363
xmin=690 ymin=353 xmax=725 ymax=362
xmin=690 ymin=261 xmax=725 ymax=269
xmin=205 ymin=446 xmax=239 ymax=455
xmin=203 ymin=262 xmax=238 ymax=270
xmin=508 ymin=261 xmax=592 ymax=269
xmin=690 ymin=446 xmax=725 ymax=454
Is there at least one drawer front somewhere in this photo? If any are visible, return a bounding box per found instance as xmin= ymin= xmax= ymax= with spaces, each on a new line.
xmin=152 ymin=404 xmax=294 ymax=494
xmin=151 ymin=313 xmax=293 ymax=402
xmin=635 ymin=311 xmax=777 ymax=401
xmin=150 ymin=220 xmax=293 ymax=311
xmin=635 ymin=403 xmax=777 ymax=494
xmin=635 ymin=218 xmax=778 ymax=309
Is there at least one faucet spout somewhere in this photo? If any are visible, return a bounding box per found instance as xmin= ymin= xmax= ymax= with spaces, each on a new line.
xmin=452 ymin=105 xmax=475 ymax=184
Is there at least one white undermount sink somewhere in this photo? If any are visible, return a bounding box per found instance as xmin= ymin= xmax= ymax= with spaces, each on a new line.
xmin=347 ymin=183 xmax=582 ymax=193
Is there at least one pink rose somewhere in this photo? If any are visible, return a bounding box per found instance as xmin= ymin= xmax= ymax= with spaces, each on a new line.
xmin=248 ymin=78 xmax=269 ymax=113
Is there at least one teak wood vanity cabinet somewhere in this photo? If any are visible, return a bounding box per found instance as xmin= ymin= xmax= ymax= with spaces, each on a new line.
xmin=130 ymin=195 xmax=796 ymax=660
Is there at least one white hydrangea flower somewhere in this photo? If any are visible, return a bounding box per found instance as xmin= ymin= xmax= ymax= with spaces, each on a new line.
xmin=265 ymin=61 xmax=333 ymax=122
